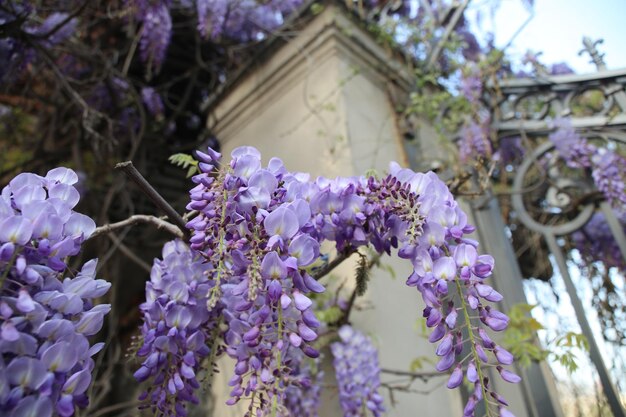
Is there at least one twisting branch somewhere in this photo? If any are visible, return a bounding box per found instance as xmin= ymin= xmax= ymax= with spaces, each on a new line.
xmin=380 ymin=368 xmax=445 ymax=381
xmin=107 ymin=234 xmax=152 ymax=273
xmin=313 ymin=250 xmax=356 ymax=281
xmin=90 ymin=214 xmax=184 ymax=240
xmin=115 ymin=161 xmax=191 ymax=240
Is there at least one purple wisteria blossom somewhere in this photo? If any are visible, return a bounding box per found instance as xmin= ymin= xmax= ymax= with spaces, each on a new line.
xmin=548 ymin=118 xmax=594 ymax=169
xmin=158 ymin=145 xmax=519 ymax=416
xmin=573 ymin=210 xmax=626 ymax=271
xmin=461 ymin=65 xmax=482 ymax=105
xmin=331 ymin=325 xmax=385 ymax=417
xmin=591 ymin=148 xmax=626 ymax=209
xmin=134 ymin=239 xmax=219 ymax=416
xmin=196 ymin=0 xmax=303 ymax=41
xmin=0 ymin=168 xmax=110 ymax=417
xmin=459 ymin=116 xmax=492 ymax=162
xmin=548 ymin=118 xmax=626 ymax=208
xmin=281 ymin=347 xmax=323 ymax=417
xmin=141 ymin=87 xmax=165 ymax=119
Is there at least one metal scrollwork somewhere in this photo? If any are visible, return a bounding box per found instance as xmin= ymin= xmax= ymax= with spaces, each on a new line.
xmin=511 ymin=140 xmax=596 ymax=236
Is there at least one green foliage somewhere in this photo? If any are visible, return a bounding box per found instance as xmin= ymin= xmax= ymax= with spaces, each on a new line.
xmin=168 ymin=153 xmax=199 ymax=177
xmin=551 ymin=332 xmax=589 ymax=374
xmin=502 ymin=303 xmax=588 ymax=374
xmin=310 ymin=3 xmax=324 ymax=15
xmin=316 ymin=305 xmax=344 ymax=325
xmin=502 ymin=303 xmax=549 ymax=368
xmin=409 ymin=356 xmax=434 ymax=371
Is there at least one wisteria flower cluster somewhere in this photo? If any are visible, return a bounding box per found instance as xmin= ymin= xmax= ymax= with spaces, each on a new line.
xmin=134 ymin=239 xmax=220 ymax=416
xmin=125 ymin=0 xmax=304 ymax=73
xmin=548 ymin=118 xmax=626 ymax=208
xmin=331 ymin=325 xmax=384 ymax=417
xmin=572 ymin=210 xmax=626 ymax=271
xmin=0 ymin=168 xmax=110 ymax=417
xmin=133 ymin=145 xmax=519 ymax=417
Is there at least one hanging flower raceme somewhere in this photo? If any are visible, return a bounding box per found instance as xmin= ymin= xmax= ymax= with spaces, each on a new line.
xmin=331 ymin=325 xmax=385 ymax=417
xmin=134 ymin=145 xmax=518 ymax=417
xmin=548 ymin=118 xmax=626 ymax=209
xmin=0 ymin=168 xmax=110 ymax=417
xmin=134 ymin=240 xmax=221 ymax=417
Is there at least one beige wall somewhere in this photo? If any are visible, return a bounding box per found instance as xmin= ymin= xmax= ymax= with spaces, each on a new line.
xmin=207 ymin=4 xmax=531 ymax=417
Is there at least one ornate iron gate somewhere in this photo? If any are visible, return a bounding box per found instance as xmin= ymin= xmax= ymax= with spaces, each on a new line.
xmin=492 ymin=39 xmax=626 ymax=417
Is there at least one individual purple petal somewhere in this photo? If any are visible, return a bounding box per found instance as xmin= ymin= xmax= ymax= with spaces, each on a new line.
xmin=475 ymin=344 xmax=489 ymax=363
xmin=435 ymin=351 xmax=455 ymax=372
xmin=62 ymin=368 xmax=92 ymax=395
xmin=472 ymin=255 xmax=495 ymax=278
xmin=429 ymin=323 xmax=446 ymax=343
xmin=233 ymin=154 xmax=261 ymax=179
xmin=264 ymin=207 xmax=299 ymax=239
xmin=45 ymin=167 xmax=79 ymax=185
xmin=297 ymin=323 xmax=317 ymax=342
xmin=467 ymin=361 xmax=478 ymax=383
xmin=75 ymin=304 xmax=111 ymax=335
xmin=32 ymin=213 xmax=63 ymax=241
xmin=301 ymin=309 xmax=320 ymax=328
xmin=453 ymin=243 xmax=477 ymax=267
xmin=64 ymin=212 xmax=96 ymax=240
xmin=445 ymin=309 xmax=458 ymax=329
xmin=495 ymin=346 xmax=514 ymax=365
xmin=249 ymin=170 xmax=278 ymax=193
xmin=16 ymin=289 xmax=35 ymax=313
xmin=302 ymin=345 xmax=320 ymax=358
xmin=302 ymin=273 xmax=325 ymax=293
xmin=56 ymin=393 xmax=74 ymax=417
xmin=11 ymin=395 xmax=53 ymax=417
xmin=0 ymin=216 xmax=33 ymax=245
xmin=41 ymin=342 xmax=78 ymax=372
xmin=478 ymin=328 xmax=496 ymax=348
xmin=435 ymin=333 xmax=453 ymax=356
xmin=475 ymin=283 xmax=503 ymax=302
xmin=48 ymin=183 xmax=80 ymax=209
xmin=293 ymin=291 xmax=312 ymax=311
xmin=433 ymin=257 xmax=456 ymax=280
xmin=1 ymin=320 xmax=19 ymax=341
xmin=498 ymin=367 xmax=521 ymax=383
xmin=280 ymin=294 xmax=291 ymax=309
xmin=13 ymin=185 xmax=46 ymax=209
xmin=260 ymin=252 xmax=287 ymax=280
xmin=289 ymin=332 xmax=302 ymax=347
xmin=288 ymin=235 xmax=320 ymax=266
xmin=237 ymin=186 xmax=270 ymax=210
xmin=484 ymin=308 xmax=509 ymax=331
xmin=464 ymin=395 xmax=477 ymax=416
xmin=7 ymin=357 xmax=48 ymax=390
xmin=267 ymin=279 xmax=282 ymax=301
xmin=447 ymin=365 xmax=463 ymax=389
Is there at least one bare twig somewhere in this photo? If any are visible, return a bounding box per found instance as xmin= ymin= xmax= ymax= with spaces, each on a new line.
xmin=313 ymin=250 xmax=356 ymax=281
xmin=89 ymin=400 xmax=143 ymax=417
xmin=115 ymin=161 xmax=190 ymax=240
xmin=107 ymin=234 xmax=152 ymax=273
xmin=381 ymin=368 xmax=445 ymax=381
xmin=90 ymin=214 xmax=183 ymax=240
xmin=425 ymin=0 xmax=471 ymax=69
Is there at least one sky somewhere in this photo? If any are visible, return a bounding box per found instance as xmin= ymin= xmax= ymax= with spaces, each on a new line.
xmin=469 ymin=0 xmax=626 ymax=74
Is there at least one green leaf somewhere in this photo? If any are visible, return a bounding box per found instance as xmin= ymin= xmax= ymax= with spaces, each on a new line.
xmin=317 ymin=306 xmax=343 ymax=324
xmin=169 ymin=153 xmax=199 ymax=177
